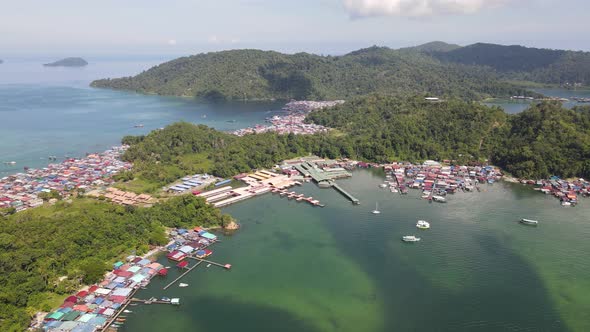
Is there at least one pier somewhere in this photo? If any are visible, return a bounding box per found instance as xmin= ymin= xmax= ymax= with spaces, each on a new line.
xmin=186 ymin=256 xmax=232 ymax=269
xmin=163 ymin=260 xmax=203 ymax=290
xmin=332 ymin=184 xmax=360 ymax=204
xmin=294 ymin=162 xmax=359 ymax=204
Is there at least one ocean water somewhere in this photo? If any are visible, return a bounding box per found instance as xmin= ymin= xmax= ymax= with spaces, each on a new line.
xmin=484 ymin=88 xmax=590 ymax=114
xmin=122 ymin=169 xmax=590 ymax=332
xmin=0 ymin=58 xmax=283 ymax=175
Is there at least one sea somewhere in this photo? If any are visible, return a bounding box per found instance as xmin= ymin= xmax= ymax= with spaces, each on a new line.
xmin=1 ymin=58 xmax=590 ymax=331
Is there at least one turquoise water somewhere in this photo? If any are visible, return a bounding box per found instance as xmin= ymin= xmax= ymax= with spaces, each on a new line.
xmin=0 ymin=59 xmax=283 ymax=175
xmin=123 ymin=169 xmax=590 ymax=332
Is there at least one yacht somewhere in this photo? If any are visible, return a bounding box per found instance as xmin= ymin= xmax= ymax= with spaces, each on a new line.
xmin=416 ymin=220 xmax=430 ymax=229
xmin=371 ymin=203 xmax=381 ymax=214
xmin=178 ymin=283 xmax=189 ymax=288
xmin=520 ymin=218 xmax=539 ymax=226
xmin=402 ymin=235 xmax=421 ymax=242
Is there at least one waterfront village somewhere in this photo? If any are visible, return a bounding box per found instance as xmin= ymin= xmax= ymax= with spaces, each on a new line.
xmin=232 ymin=100 xmax=345 ymax=136
xmin=2 ymin=101 xmax=587 ymax=332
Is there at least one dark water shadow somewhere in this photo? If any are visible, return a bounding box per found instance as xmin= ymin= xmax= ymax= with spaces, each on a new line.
xmin=184 ymin=295 xmax=321 ymax=332
xmin=326 ymin=220 xmax=570 ymax=331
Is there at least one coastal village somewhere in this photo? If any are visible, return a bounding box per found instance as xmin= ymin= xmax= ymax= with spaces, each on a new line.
xmin=232 ymin=100 xmax=344 ymax=136
xmin=2 ymin=100 xmax=588 ymax=332
xmin=0 ymin=146 xmax=131 ymax=212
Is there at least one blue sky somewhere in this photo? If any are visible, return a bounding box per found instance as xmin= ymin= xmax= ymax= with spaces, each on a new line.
xmin=1 ymin=0 xmax=589 ymax=56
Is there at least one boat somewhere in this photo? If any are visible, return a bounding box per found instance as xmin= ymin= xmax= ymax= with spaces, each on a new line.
xmin=179 ymin=283 xmax=189 ymax=288
xmin=416 ymin=220 xmax=430 ymax=229
xmin=402 ymin=235 xmax=421 ymax=242
xmin=520 ymin=218 xmax=539 ymax=226
xmin=123 ymin=310 xmax=132 ymax=313
xmin=207 ymin=263 xmax=211 ymax=268
xmin=432 ymin=195 xmax=447 ymax=203
xmin=116 ymin=318 xmax=126 ymax=322
xmin=379 ymin=183 xmax=388 ymax=188
xmin=371 ymin=202 xmax=381 ymax=214
xmin=171 ymin=298 xmax=180 ymax=305
xmin=161 ymin=297 xmax=171 ymax=302
xmin=561 ymin=201 xmax=572 ymax=207
xmin=133 ymin=124 xmax=144 ymax=128
xmin=390 ymin=187 xmax=398 ymax=193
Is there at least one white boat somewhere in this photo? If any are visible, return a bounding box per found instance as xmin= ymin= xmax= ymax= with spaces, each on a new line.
xmin=416 ymin=220 xmax=430 ymax=229
xmin=171 ymin=298 xmax=180 ymax=305
xmin=402 ymin=235 xmax=421 ymax=242
xmin=432 ymin=195 xmax=447 ymax=203
xmin=123 ymin=310 xmax=133 ymax=313
xmin=178 ymin=283 xmax=189 ymax=288
xmin=371 ymin=203 xmax=381 ymax=214
xmin=520 ymin=218 xmax=539 ymax=226
xmin=390 ymin=187 xmax=398 ymax=193
xmin=561 ymin=201 xmax=572 ymax=207
xmin=379 ymin=183 xmax=388 ymax=188
xmin=207 ymin=263 xmax=212 ymax=268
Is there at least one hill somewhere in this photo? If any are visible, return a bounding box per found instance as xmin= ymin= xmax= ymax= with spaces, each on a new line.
xmin=91 ymin=48 xmax=531 ymax=101
xmin=43 ymin=57 xmax=88 ymax=67
xmin=433 ymin=43 xmax=590 ymax=86
xmin=402 ymin=41 xmax=462 ymax=53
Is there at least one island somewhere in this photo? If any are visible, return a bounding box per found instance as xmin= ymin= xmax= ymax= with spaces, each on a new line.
xmin=91 ymin=41 xmax=590 ymax=101
xmin=43 ymin=57 xmax=88 ymax=67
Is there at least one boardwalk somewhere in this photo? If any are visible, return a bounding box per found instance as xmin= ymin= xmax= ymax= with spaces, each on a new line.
xmin=294 ymin=162 xmax=359 ymax=204
xmin=332 ymin=184 xmax=360 ymax=204
xmin=163 ymin=260 xmax=203 ymax=290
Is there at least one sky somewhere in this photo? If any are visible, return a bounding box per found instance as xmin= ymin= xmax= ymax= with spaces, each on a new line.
xmin=1 ymin=0 xmax=589 ymax=57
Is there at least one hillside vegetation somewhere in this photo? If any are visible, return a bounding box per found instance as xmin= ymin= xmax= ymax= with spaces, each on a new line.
xmin=115 ymin=96 xmax=590 ymax=191
xmin=431 ymin=43 xmax=590 ymax=86
xmin=91 ymin=47 xmax=532 ymax=101
xmin=0 ymin=196 xmax=231 ymax=331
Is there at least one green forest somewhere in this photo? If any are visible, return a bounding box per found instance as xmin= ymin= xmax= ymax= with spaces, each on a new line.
xmin=0 ymin=196 xmax=232 ymax=331
xmin=115 ymin=96 xmax=590 ymax=192
xmin=91 ymin=47 xmax=535 ymax=101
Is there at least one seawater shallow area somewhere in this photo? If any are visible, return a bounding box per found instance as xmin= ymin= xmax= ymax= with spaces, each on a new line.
xmin=122 ymin=169 xmax=590 ymax=332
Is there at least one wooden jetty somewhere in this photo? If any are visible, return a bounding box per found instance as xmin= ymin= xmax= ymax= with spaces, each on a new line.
xmin=186 ymin=256 xmax=232 ymax=269
xmin=163 ymin=260 xmax=203 ymax=290
xmin=294 ymin=162 xmax=358 ymax=204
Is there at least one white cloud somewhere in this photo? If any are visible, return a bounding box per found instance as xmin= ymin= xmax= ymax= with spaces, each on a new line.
xmin=168 ymin=39 xmax=177 ymax=46
xmin=343 ymin=0 xmax=509 ymax=18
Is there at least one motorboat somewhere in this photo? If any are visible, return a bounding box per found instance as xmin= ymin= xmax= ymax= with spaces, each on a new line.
xmin=379 ymin=183 xmax=388 ymax=188
xmin=432 ymin=195 xmax=447 ymax=203
xmin=561 ymin=201 xmax=572 ymax=207
xmin=402 ymin=235 xmax=421 ymax=242
xmin=416 ymin=220 xmax=430 ymax=229
xmin=371 ymin=203 xmax=381 ymax=214
xmin=520 ymin=218 xmax=539 ymax=226
xmin=123 ymin=310 xmax=133 ymax=313
xmin=179 ymin=283 xmax=189 ymax=288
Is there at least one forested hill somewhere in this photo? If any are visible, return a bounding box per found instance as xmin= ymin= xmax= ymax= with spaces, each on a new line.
xmin=431 ymin=43 xmax=590 ymax=85
xmin=90 ymin=48 xmax=531 ymax=101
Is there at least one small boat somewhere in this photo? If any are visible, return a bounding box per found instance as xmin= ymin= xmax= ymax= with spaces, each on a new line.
xmin=116 ymin=318 xmax=126 ymax=322
xmin=402 ymin=235 xmax=421 ymax=242
xmin=207 ymin=263 xmax=211 ymax=268
xmin=123 ymin=310 xmax=133 ymax=313
xmin=179 ymin=283 xmax=189 ymax=288
xmin=133 ymin=124 xmax=144 ymax=128
xmin=416 ymin=220 xmax=430 ymax=229
xmin=520 ymin=218 xmax=539 ymax=226
xmin=379 ymin=183 xmax=388 ymax=188
xmin=371 ymin=202 xmax=381 ymax=214
xmin=390 ymin=187 xmax=398 ymax=193
xmin=561 ymin=201 xmax=572 ymax=207
xmin=129 ymin=304 xmax=138 ymax=306
xmin=161 ymin=297 xmax=171 ymax=302
xmin=432 ymin=195 xmax=447 ymax=203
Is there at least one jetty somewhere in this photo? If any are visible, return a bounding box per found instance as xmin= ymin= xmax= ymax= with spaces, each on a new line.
xmin=163 ymin=260 xmax=203 ymax=290
xmin=294 ymin=162 xmax=359 ymax=204
xmin=332 ymin=184 xmax=360 ymax=204
xmin=186 ymin=256 xmax=232 ymax=269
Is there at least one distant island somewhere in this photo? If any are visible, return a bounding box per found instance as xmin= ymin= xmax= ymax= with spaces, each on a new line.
xmin=91 ymin=41 xmax=590 ymax=101
xmin=43 ymin=57 xmax=88 ymax=67
xmin=0 ymin=59 xmax=3 ymax=64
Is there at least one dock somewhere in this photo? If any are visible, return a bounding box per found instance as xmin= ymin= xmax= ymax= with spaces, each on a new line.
xmin=332 ymin=183 xmax=360 ymax=204
xmin=186 ymin=256 xmax=232 ymax=269
xmin=294 ymin=162 xmax=359 ymax=204
xmin=163 ymin=260 xmax=203 ymax=290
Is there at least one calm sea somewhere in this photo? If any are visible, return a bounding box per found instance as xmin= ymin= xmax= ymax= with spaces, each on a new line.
xmin=123 ymin=169 xmax=590 ymax=332
xmin=484 ymin=88 xmax=590 ymax=114
xmin=0 ymin=58 xmax=283 ymax=176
